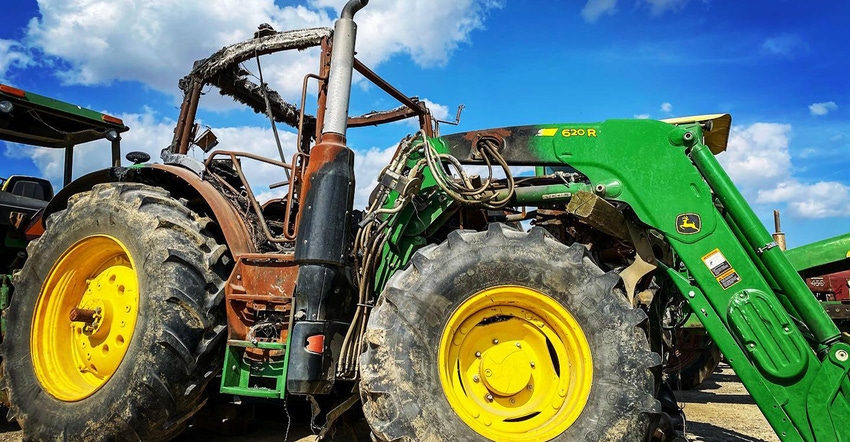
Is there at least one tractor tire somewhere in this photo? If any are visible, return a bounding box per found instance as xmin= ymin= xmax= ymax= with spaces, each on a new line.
xmin=664 ymin=331 xmax=722 ymax=391
xmin=1 ymin=183 xmax=228 ymax=442
xmin=360 ymin=224 xmax=660 ymax=442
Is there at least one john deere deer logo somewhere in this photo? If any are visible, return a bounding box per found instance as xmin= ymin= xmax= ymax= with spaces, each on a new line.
xmin=676 ymin=214 xmax=701 ymax=234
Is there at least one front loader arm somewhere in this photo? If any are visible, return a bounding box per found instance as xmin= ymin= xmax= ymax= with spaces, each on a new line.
xmin=416 ymin=119 xmax=850 ymax=441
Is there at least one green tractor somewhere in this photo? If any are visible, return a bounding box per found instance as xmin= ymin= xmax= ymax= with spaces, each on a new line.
xmin=3 ymin=1 xmax=850 ymax=441
xmin=0 ymin=83 xmax=128 ymax=358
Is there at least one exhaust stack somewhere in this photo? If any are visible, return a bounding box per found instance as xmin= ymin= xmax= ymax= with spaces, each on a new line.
xmin=288 ymin=0 xmax=368 ymax=395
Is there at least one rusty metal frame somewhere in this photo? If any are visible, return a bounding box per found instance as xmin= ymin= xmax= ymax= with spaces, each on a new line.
xmin=148 ymin=164 xmax=257 ymax=256
xmin=204 ymin=151 xmax=300 ymax=243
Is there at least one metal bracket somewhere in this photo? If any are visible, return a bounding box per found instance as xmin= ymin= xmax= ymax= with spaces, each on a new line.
xmin=756 ymin=241 xmax=778 ymax=255
xmin=160 ymin=148 xmax=205 ymax=177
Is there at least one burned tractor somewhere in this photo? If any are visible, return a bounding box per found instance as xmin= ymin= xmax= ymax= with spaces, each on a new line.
xmin=3 ymin=1 xmax=850 ymax=441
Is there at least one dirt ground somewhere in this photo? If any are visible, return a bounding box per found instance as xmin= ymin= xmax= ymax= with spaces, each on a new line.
xmin=677 ymin=364 xmax=779 ymax=442
xmin=0 ymin=363 xmax=780 ymax=441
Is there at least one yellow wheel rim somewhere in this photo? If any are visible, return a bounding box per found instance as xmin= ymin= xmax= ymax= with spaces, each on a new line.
xmin=31 ymin=235 xmax=140 ymax=401
xmin=439 ymin=286 xmax=592 ymax=441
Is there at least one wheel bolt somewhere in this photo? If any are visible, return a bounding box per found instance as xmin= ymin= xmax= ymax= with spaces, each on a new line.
xmin=472 ymin=375 xmax=480 ymax=383
xmin=486 ymin=394 xmax=493 ymax=402
xmin=530 ymin=362 xmax=535 ymax=368
xmin=515 ymin=342 xmax=521 ymax=348
xmin=509 ymin=398 xmax=515 ymax=405
xmin=69 ymin=308 xmax=97 ymax=323
xmin=475 ymin=351 xmax=481 ymax=358
xmin=527 ymin=384 xmax=533 ymax=391
xmin=492 ymin=339 xmax=499 ymax=345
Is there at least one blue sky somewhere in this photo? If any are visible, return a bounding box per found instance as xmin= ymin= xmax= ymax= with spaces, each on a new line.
xmin=1 ymin=0 xmax=848 ymax=248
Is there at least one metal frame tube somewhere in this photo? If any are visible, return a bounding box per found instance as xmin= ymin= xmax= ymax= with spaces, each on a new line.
xmin=690 ymin=143 xmax=840 ymax=346
xmin=322 ymin=0 xmax=367 ymax=136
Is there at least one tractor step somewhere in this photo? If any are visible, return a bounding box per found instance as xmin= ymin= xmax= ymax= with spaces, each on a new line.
xmin=220 ymin=338 xmax=291 ymax=399
xmin=220 ymin=254 xmax=298 ymax=399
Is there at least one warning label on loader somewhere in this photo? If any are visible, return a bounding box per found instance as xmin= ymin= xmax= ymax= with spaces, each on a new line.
xmin=702 ymin=249 xmax=741 ymax=290
xmin=718 ymin=270 xmax=741 ymax=289
xmin=703 ymin=249 xmax=731 ymax=277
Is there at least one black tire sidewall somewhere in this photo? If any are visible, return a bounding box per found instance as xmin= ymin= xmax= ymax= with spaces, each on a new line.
xmin=3 ymin=184 xmax=217 ymax=441
xmin=361 ymin=227 xmax=657 ymax=442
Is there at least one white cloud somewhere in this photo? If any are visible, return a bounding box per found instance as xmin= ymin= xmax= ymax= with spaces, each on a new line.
xmin=809 ymin=101 xmax=837 ymax=116
xmin=660 ymin=102 xmax=672 ymax=113
xmin=352 ymin=144 xmax=399 ymax=209
xmin=717 ymin=122 xmax=850 ymax=219
xmin=24 ymin=0 xmax=503 ymax=99
xmin=633 ymin=114 xmax=650 ymax=119
xmin=25 ymin=0 xmax=330 ymax=96
xmin=0 ymin=39 xmax=32 ymax=81
xmin=643 ymin=0 xmax=687 ymax=16
xmin=718 ymin=122 xmax=791 ymax=188
xmin=757 ymin=180 xmax=850 ymax=218
xmin=581 ymin=0 xmax=618 ymax=23
xmin=343 ymin=0 xmax=505 ymax=68
xmin=797 ymin=147 xmax=818 ymax=159
xmin=583 ymin=0 xmax=690 ymax=22
xmin=762 ymin=34 xmax=810 ymax=57
xmin=422 ymin=99 xmax=451 ymax=121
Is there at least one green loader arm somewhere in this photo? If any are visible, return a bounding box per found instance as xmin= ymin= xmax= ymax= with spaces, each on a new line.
xmin=374 ymin=117 xmax=850 ymax=442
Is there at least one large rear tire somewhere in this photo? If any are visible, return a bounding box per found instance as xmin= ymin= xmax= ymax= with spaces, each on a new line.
xmin=2 ymin=183 xmax=228 ymax=441
xmin=360 ymin=224 xmax=660 ymax=441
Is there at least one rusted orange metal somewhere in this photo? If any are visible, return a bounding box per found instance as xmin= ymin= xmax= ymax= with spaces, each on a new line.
xmin=150 ymin=164 xmax=256 ymax=256
xmin=177 ymin=84 xmax=202 ymax=155
xmin=225 ymin=254 xmax=298 ymax=355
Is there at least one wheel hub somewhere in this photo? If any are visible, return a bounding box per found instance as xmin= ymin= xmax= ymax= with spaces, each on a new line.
xmin=439 ymin=285 xmax=592 ymax=441
xmin=479 ymin=343 xmax=532 ymax=397
xmin=31 ymin=235 xmax=139 ymax=401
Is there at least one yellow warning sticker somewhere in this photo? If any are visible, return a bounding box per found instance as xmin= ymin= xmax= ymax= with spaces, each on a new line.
xmin=702 ymin=248 xmax=741 ymax=290
xmin=536 ymin=128 xmax=558 ymax=137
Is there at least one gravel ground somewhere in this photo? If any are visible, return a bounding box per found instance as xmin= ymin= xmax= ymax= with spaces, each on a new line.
xmin=0 ymin=364 xmax=781 ymax=441
xmin=677 ymin=364 xmax=779 ymax=442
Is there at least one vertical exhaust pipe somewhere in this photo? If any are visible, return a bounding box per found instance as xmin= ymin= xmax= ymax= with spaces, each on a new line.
xmin=288 ymin=0 xmax=368 ymax=395
xmin=323 ymin=0 xmax=368 ymax=138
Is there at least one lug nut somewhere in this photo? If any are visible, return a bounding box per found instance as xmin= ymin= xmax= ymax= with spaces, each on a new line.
xmin=515 ymin=342 xmax=521 ymax=348
xmin=530 ymin=361 xmax=535 ymax=368
xmin=485 ymin=394 xmax=493 ymax=402
xmin=492 ymin=339 xmax=499 ymax=345
xmin=472 ymin=375 xmax=480 ymax=382
xmin=475 ymin=351 xmax=481 ymax=358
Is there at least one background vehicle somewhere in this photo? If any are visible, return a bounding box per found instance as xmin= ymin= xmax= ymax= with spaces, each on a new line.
xmin=0 ymin=82 xmax=128 ymax=406
xmin=0 ymin=84 xmax=128 ymax=321
xmin=2 ymin=1 xmax=849 ymax=441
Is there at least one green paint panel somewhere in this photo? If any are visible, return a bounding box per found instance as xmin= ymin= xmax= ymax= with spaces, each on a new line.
xmin=728 ymin=289 xmax=809 ymax=380
xmin=220 ymin=338 xmax=289 ymax=399
xmin=1 ymin=87 xmax=120 ymax=127
xmin=785 ymin=233 xmax=850 ymax=275
xmin=437 ymin=120 xmax=718 ymax=243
